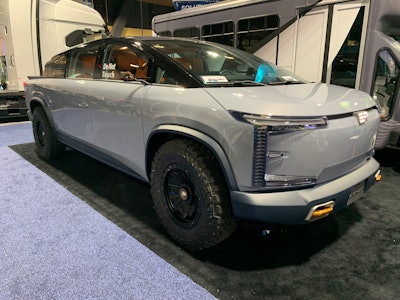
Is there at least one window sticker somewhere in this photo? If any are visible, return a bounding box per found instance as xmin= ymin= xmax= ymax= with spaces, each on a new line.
xmin=102 ymin=62 xmax=116 ymax=79
xmin=281 ymin=75 xmax=298 ymax=82
xmin=200 ymin=75 xmax=229 ymax=83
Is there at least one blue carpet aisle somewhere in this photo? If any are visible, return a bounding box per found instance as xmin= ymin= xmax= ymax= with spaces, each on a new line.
xmin=0 ymin=122 xmax=215 ymax=299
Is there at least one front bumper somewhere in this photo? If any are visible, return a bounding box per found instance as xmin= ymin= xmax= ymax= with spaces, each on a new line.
xmin=230 ymin=158 xmax=380 ymax=224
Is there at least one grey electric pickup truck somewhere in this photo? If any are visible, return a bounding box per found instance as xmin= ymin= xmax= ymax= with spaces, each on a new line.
xmin=25 ymin=37 xmax=381 ymax=250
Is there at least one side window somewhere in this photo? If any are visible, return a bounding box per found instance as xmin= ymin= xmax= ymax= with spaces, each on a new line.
xmin=237 ymin=15 xmax=279 ymax=52
xmin=153 ymin=55 xmax=200 ymax=85
xmin=202 ymin=22 xmax=234 ymax=47
xmin=154 ymin=66 xmax=180 ymax=85
xmin=372 ymin=49 xmax=399 ymax=119
xmin=102 ymin=44 xmax=149 ymax=81
xmin=44 ymin=52 xmax=68 ymax=78
xmin=174 ymin=27 xmax=199 ymax=39
xmin=330 ymin=6 xmax=365 ymax=89
xmin=67 ymin=45 xmax=99 ymax=79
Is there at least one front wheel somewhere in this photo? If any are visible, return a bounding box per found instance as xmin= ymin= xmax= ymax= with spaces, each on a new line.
xmin=150 ymin=139 xmax=237 ymax=250
xmin=32 ymin=107 xmax=65 ymax=160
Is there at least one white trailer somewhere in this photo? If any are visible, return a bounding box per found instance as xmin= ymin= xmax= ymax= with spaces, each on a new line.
xmin=0 ymin=0 xmax=105 ymax=120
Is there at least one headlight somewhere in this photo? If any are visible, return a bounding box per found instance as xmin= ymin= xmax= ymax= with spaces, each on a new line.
xmin=230 ymin=111 xmax=326 ymax=190
xmin=242 ymin=114 xmax=328 ymax=131
xmin=230 ymin=111 xmax=328 ymax=131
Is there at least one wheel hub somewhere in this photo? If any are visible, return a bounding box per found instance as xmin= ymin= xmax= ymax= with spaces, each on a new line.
xmin=37 ymin=122 xmax=46 ymax=146
xmin=179 ymin=187 xmax=189 ymax=201
xmin=164 ymin=169 xmax=197 ymax=224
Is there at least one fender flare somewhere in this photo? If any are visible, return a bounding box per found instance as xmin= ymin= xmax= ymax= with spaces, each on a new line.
xmin=26 ymin=94 xmax=57 ymax=128
xmin=148 ymin=124 xmax=238 ymax=191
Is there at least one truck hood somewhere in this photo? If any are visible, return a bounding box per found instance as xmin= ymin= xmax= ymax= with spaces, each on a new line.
xmin=204 ymin=82 xmax=377 ymax=116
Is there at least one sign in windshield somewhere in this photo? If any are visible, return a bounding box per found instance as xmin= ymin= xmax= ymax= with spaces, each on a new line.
xmin=173 ymin=0 xmax=222 ymax=11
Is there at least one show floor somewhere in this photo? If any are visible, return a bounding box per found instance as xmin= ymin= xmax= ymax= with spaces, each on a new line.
xmin=1 ymin=122 xmax=400 ymax=299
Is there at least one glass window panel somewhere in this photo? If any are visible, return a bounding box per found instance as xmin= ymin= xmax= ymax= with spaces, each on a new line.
xmin=174 ymin=27 xmax=199 ymax=39
xmin=159 ymin=31 xmax=172 ymax=37
xmin=330 ymin=7 xmax=365 ymax=88
xmin=202 ymin=22 xmax=234 ymax=47
xmin=237 ymin=15 xmax=279 ymax=52
xmin=67 ymin=46 xmax=99 ymax=78
xmin=372 ymin=49 xmax=399 ymax=119
xmin=102 ymin=44 xmax=149 ymax=81
xmin=44 ymin=53 xmax=68 ymax=78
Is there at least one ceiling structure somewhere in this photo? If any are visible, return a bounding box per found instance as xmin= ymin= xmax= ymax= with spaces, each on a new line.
xmin=90 ymin=0 xmax=228 ymax=36
xmin=92 ymin=0 xmax=174 ymax=36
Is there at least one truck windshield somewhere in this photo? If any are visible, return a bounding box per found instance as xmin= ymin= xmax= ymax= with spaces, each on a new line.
xmin=149 ymin=39 xmax=307 ymax=86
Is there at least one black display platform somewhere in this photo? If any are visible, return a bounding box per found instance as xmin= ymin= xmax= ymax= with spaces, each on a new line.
xmin=11 ymin=143 xmax=400 ymax=299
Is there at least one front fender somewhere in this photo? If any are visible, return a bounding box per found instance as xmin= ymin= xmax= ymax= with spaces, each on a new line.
xmin=147 ymin=124 xmax=238 ymax=191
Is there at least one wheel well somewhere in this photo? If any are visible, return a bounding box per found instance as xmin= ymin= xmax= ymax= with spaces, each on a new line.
xmin=29 ymin=99 xmax=44 ymax=113
xmin=146 ymin=131 xmax=235 ymax=190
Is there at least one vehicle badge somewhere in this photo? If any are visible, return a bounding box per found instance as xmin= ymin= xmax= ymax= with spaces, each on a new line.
xmin=353 ymin=111 xmax=368 ymax=125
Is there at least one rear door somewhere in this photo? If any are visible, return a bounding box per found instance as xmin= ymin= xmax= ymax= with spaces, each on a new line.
xmin=51 ymin=43 xmax=101 ymax=142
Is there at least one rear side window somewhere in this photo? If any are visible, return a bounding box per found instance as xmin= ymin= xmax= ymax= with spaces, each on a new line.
xmin=43 ymin=53 xmax=67 ymax=78
xmin=102 ymin=44 xmax=150 ymax=81
xmin=67 ymin=45 xmax=100 ymax=79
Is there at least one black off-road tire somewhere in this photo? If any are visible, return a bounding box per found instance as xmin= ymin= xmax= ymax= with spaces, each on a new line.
xmin=150 ymin=139 xmax=237 ymax=250
xmin=32 ymin=107 xmax=65 ymax=160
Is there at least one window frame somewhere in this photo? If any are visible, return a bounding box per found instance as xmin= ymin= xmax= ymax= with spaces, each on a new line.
xmin=66 ymin=43 xmax=102 ymax=79
xmin=371 ymin=48 xmax=400 ymax=120
xmin=100 ymin=42 xmax=153 ymax=82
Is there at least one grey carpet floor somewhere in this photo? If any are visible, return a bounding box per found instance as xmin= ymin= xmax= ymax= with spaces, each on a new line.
xmin=0 ymin=122 xmax=215 ymax=299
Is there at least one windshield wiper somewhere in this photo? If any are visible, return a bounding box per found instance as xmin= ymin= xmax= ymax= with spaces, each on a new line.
xmin=267 ymin=80 xmax=304 ymax=85
xmin=232 ymin=80 xmax=265 ymax=86
xmin=206 ymin=80 xmax=265 ymax=87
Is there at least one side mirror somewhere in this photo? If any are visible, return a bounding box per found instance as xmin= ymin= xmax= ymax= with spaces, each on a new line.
xmin=65 ymin=30 xmax=85 ymax=47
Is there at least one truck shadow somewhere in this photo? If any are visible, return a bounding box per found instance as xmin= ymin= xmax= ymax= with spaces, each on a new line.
xmin=190 ymin=213 xmax=356 ymax=270
xmin=11 ymin=143 xmax=362 ymax=271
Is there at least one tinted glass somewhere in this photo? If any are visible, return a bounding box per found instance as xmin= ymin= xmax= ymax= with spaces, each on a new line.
xmin=372 ymin=49 xmax=399 ymax=119
xmin=380 ymin=15 xmax=400 ymax=42
xmin=67 ymin=45 xmax=99 ymax=79
xmin=102 ymin=44 xmax=149 ymax=81
xmin=174 ymin=27 xmax=199 ymax=39
xmin=148 ymin=39 xmax=306 ymax=86
xmin=237 ymin=15 xmax=279 ymax=52
xmin=44 ymin=53 xmax=68 ymax=78
xmin=202 ymin=21 xmax=234 ymax=47
xmin=330 ymin=7 xmax=365 ymax=88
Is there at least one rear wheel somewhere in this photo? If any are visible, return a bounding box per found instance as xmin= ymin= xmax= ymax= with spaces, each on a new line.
xmin=150 ymin=139 xmax=237 ymax=250
xmin=32 ymin=107 xmax=64 ymax=160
